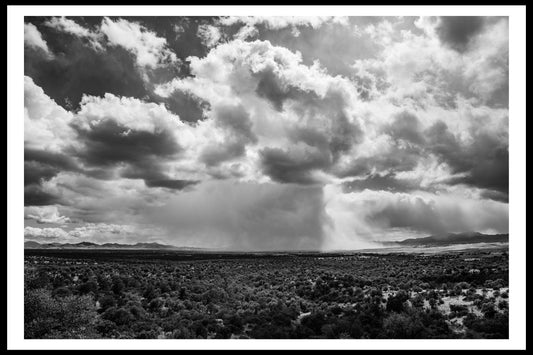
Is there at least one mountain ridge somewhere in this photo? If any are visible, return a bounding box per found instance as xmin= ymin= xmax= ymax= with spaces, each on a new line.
xmin=389 ymin=232 xmax=509 ymax=247
xmin=23 ymin=241 xmax=204 ymax=250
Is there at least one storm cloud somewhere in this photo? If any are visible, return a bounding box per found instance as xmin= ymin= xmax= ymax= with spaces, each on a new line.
xmin=435 ymin=16 xmax=486 ymax=52
xmin=23 ymin=16 xmax=509 ymax=250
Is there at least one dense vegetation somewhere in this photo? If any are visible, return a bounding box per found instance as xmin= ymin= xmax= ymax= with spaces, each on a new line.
xmin=24 ymin=249 xmax=509 ymax=339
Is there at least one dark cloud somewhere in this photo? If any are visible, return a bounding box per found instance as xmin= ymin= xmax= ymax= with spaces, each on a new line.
xmin=435 ymin=17 xmax=486 ymax=53
xmin=24 ymin=161 xmax=58 ymax=186
xmin=480 ymin=190 xmax=509 ymax=203
xmin=342 ymin=173 xmax=423 ymax=193
xmin=426 ymin=121 xmax=509 ymax=198
xmin=215 ymin=105 xmax=257 ymax=143
xmin=144 ymin=179 xmax=199 ymax=190
xmin=254 ymin=68 xmax=298 ymax=111
xmin=24 ymin=148 xmax=82 ymax=206
xmin=288 ymin=88 xmax=364 ymax=163
xmin=24 ymin=184 xmax=60 ymax=206
xmin=199 ymin=105 xmax=257 ymax=167
xmin=73 ymin=120 xmax=180 ymax=167
xmin=25 ymin=148 xmax=79 ymax=173
xmin=363 ymin=192 xmax=508 ymax=237
xmin=24 ymin=16 xmax=218 ymax=115
xmin=259 ymin=147 xmax=331 ymax=184
xmin=288 ymin=126 xmax=330 ymax=150
xmin=25 ymin=18 xmax=149 ymax=111
xmin=158 ymin=90 xmax=209 ymax=123
xmin=385 ymin=111 xmax=425 ymax=145
xmin=72 ymin=120 xmax=183 ymax=187
xmin=367 ymin=196 xmax=449 ymax=235
xmin=200 ymin=141 xmax=246 ymax=167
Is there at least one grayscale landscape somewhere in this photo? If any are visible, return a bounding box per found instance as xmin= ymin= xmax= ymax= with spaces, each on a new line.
xmin=23 ymin=15 xmax=509 ymax=340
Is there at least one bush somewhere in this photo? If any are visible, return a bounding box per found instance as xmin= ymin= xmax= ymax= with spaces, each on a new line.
xmin=25 ymin=288 xmax=97 ymax=338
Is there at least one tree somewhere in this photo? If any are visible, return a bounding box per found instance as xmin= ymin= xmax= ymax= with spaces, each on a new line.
xmin=387 ymin=290 xmax=409 ymax=313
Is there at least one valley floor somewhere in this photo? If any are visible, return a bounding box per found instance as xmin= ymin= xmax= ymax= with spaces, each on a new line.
xmin=24 ymin=248 xmax=509 ymax=339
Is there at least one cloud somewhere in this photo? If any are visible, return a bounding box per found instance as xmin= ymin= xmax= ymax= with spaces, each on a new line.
xmin=100 ymin=17 xmax=178 ymax=70
xmin=25 ymin=205 xmax=70 ymax=224
xmin=144 ymin=179 xmax=199 ymax=190
xmin=259 ymin=146 xmax=331 ymax=184
xmin=24 ymin=184 xmax=61 ymax=206
xmin=23 ymin=17 xmax=509 ymax=249
xmin=254 ymin=16 xmax=389 ymax=78
xmin=156 ymin=39 xmax=365 ymax=183
xmin=71 ymin=94 xmax=192 ymax=188
xmin=435 ymin=16 xmax=486 ymax=53
xmin=158 ymin=89 xmax=209 ymax=123
xmin=197 ymin=24 xmax=223 ymax=48
xmin=24 ymin=148 xmax=81 ymax=186
xmin=384 ymin=111 xmax=425 ymax=145
xmin=24 ymin=29 xmax=149 ymax=111
xmin=219 ymin=16 xmax=345 ymax=40
xmin=24 ymin=76 xmax=76 ymax=152
xmin=24 ymin=23 xmax=52 ymax=57
xmin=44 ymin=16 xmax=103 ymax=50
xmin=35 ymin=172 xmax=168 ymax=223
xmin=426 ymin=120 xmax=509 ymax=197
xmin=24 ymin=223 xmax=168 ymax=244
xmin=24 ymin=226 xmax=70 ymax=241
xmin=323 ymin=185 xmax=509 ymax=248
xmin=342 ymin=173 xmax=424 ymax=194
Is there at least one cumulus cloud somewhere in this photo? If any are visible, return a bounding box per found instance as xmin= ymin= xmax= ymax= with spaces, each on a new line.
xmin=197 ymin=24 xmax=223 ymax=48
xmin=100 ymin=17 xmax=178 ymax=69
xmin=24 ymin=76 xmax=74 ymax=152
xmin=156 ymin=39 xmax=365 ymax=183
xmin=25 ymin=205 xmax=70 ymax=224
xmin=24 ymin=23 xmax=52 ymax=57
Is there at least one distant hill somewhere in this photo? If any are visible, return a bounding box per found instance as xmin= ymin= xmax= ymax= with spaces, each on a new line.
xmin=24 ymin=241 xmax=204 ymax=250
xmin=391 ymin=232 xmax=509 ymax=247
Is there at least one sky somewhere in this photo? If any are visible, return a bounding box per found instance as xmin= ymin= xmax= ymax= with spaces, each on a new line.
xmin=23 ymin=16 xmax=509 ymax=251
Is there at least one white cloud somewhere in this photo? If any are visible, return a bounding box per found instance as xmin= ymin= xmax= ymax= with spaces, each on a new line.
xmin=197 ymin=24 xmax=222 ymax=48
xmin=100 ymin=17 xmax=178 ymax=69
xmin=24 ymin=23 xmax=52 ymax=57
xmin=24 ymin=223 xmax=167 ymax=244
xmin=25 ymin=205 xmax=70 ymax=224
xmin=75 ymin=93 xmax=183 ymax=134
xmin=24 ymin=226 xmax=70 ymax=241
xmin=24 ymin=76 xmax=76 ymax=152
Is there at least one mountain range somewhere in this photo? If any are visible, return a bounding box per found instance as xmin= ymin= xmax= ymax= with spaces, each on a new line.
xmin=23 ymin=241 xmax=203 ymax=250
xmin=390 ymin=232 xmax=509 ymax=247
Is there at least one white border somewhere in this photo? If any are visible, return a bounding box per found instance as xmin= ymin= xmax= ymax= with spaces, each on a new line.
xmin=7 ymin=5 xmax=526 ymax=350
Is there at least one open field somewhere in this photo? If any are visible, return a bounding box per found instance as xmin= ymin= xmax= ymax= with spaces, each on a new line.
xmin=24 ymin=247 xmax=508 ymax=339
